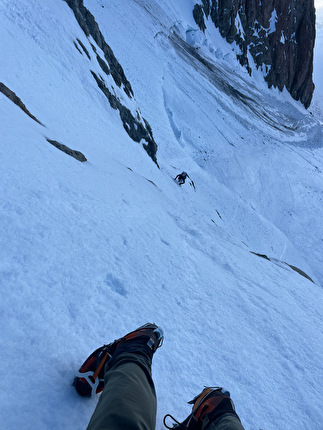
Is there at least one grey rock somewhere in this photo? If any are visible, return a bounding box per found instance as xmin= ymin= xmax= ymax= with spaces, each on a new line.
xmin=0 ymin=82 xmax=43 ymax=125
xmin=73 ymin=40 xmax=83 ymax=55
xmin=90 ymin=71 xmax=158 ymax=165
xmin=286 ymin=263 xmax=314 ymax=283
xmin=64 ymin=0 xmax=133 ymax=97
xmin=96 ymin=54 xmax=110 ymax=76
xmin=193 ymin=4 xmax=206 ymax=32
xmin=76 ymin=38 xmax=91 ymax=59
xmin=250 ymin=251 xmax=314 ymax=283
xmin=46 ymin=138 xmax=87 ymax=162
xmin=64 ymin=0 xmax=158 ymax=164
xmin=193 ymin=0 xmax=315 ymax=108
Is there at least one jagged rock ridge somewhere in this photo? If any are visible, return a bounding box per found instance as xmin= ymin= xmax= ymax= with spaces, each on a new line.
xmin=64 ymin=0 xmax=158 ymax=164
xmin=46 ymin=139 xmax=87 ymax=162
xmin=0 ymin=82 xmax=42 ymax=125
xmin=193 ymin=0 xmax=315 ymax=108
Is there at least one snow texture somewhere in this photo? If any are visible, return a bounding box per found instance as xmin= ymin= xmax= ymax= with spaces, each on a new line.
xmin=268 ymin=9 xmax=278 ymax=34
xmin=0 ymin=0 xmax=323 ymax=429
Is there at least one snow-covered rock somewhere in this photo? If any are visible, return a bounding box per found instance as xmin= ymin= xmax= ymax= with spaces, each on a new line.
xmin=193 ymin=0 xmax=316 ymax=108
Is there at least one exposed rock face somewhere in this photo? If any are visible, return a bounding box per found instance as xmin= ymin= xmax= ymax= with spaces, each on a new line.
xmin=64 ymin=0 xmax=158 ymax=164
xmin=46 ymin=139 xmax=87 ymax=162
xmin=64 ymin=0 xmax=133 ymax=97
xmin=193 ymin=0 xmax=315 ymax=108
xmin=0 ymin=82 xmax=43 ymax=125
xmin=250 ymin=251 xmax=314 ymax=283
xmin=90 ymin=71 xmax=158 ymax=164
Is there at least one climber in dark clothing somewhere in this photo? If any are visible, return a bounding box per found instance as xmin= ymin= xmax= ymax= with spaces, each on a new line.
xmin=175 ymin=171 xmax=189 ymax=185
xmin=74 ymin=323 xmax=245 ymax=430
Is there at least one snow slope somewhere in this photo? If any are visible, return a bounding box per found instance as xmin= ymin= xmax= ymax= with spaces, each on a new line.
xmin=0 ymin=1 xmax=323 ymax=429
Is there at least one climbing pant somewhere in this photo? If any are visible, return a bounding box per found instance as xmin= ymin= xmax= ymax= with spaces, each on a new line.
xmin=203 ymin=414 xmax=245 ymax=430
xmin=86 ymin=352 xmax=156 ymax=430
xmin=86 ymin=351 xmax=244 ymax=430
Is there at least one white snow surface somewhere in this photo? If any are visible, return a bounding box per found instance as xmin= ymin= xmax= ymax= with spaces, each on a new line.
xmin=0 ymin=1 xmax=323 ymax=429
xmin=268 ymin=9 xmax=278 ymax=34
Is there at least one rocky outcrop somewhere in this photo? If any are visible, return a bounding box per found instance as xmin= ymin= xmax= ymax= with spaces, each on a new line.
xmin=76 ymin=38 xmax=91 ymax=60
xmin=64 ymin=0 xmax=158 ymax=164
xmin=46 ymin=139 xmax=87 ymax=162
xmin=193 ymin=0 xmax=315 ymax=108
xmin=90 ymin=72 xmax=158 ymax=164
xmin=250 ymin=251 xmax=314 ymax=283
xmin=0 ymin=83 xmax=89 ymax=162
xmin=0 ymin=82 xmax=43 ymax=125
xmin=64 ymin=0 xmax=133 ymax=97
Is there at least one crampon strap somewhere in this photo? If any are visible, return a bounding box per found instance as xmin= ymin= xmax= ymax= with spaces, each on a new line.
xmin=163 ymin=414 xmax=186 ymax=429
xmin=75 ymin=370 xmax=100 ymax=395
xmin=73 ymin=348 xmax=110 ymax=397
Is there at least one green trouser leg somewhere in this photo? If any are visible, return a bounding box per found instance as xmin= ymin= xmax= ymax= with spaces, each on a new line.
xmin=202 ymin=413 xmax=245 ymax=430
xmin=86 ymin=352 xmax=157 ymax=430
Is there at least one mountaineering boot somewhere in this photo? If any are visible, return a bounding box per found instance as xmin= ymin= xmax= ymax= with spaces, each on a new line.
xmin=164 ymin=387 xmax=242 ymax=430
xmin=73 ymin=323 xmax=163 ymax=397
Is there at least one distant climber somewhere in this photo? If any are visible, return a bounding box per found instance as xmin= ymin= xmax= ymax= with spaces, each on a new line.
xmin=175 ymin=171 xmax=196 ymax=190
xmin=175 ymin=171 xmax=189 ymax=185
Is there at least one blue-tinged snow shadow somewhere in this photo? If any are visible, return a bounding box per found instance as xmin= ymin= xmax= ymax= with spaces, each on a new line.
xmin=104 ymin=274 xmax=128 ymax=297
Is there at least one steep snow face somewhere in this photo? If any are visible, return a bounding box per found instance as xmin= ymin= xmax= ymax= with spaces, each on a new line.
xmin=1 ymin=1 xmax=323 ymax=430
